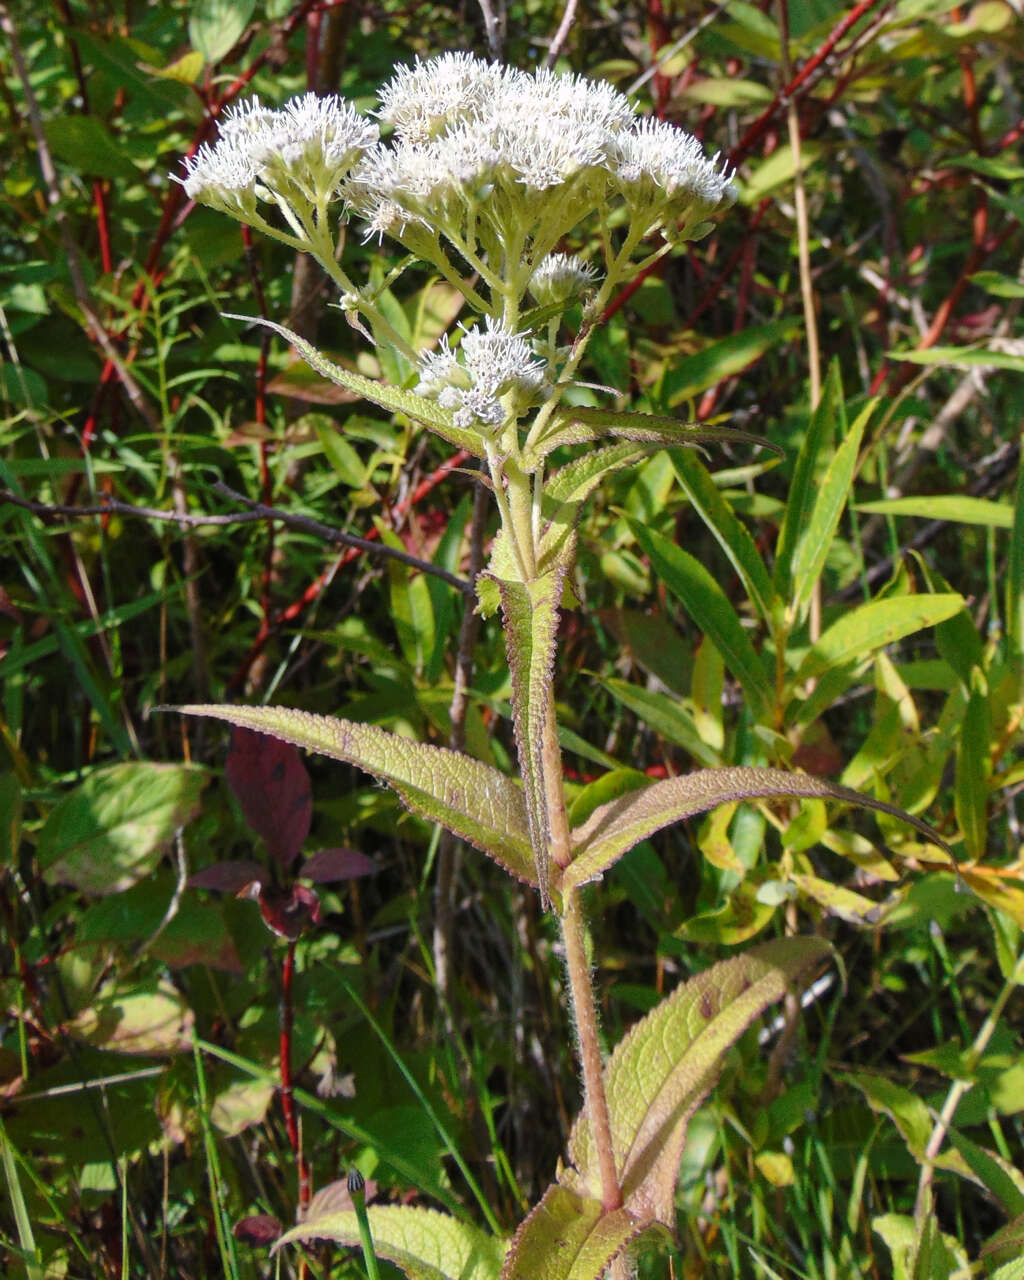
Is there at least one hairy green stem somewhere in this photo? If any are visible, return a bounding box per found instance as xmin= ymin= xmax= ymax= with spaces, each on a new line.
xmin=537 ymin=682 xmax=621 ymax=1212
xmin=561 ymin=891 xmax=622 ymax=1214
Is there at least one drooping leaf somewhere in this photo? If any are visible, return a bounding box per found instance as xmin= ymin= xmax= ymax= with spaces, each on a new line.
xmin=946 ymin=1128 xmax=1024 ymax=1217
xmin=793 ymin=594 xmax=965 ymax=686
xmin=563 ymin=938 xmax=832 ymax=1223
xmin=630 ymin=521 xmax=772 ymax=717
xmin=37 ymin=763 xmax=207 ymax=895
xmin=225 ymin=726 xmax=312 ymax=865
xmin=224 ymin=315 xmax=489 ymax=456
xmin=500 ymin=1185 xmax=653 ymax=1280
xmin=275 ymin=1205 xmax=506 ymax=1280
xmin=598 ymin=677 xmax=719 ymax=766
xmin=562 ymin=766 xmax=953 ymax=893
xmin=660 ymin=320 xmax=799 ymax=403
xmin=490 ymin=568 xmax=567 ymax=905
xmin=168 ymin=706 xmax=536 ymax=885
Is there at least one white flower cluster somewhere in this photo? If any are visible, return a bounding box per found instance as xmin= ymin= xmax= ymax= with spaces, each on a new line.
xmin=345 ymin=53 xmax=735 ymax=250
xmin=415 ymin=316 xmax=548 ymax=428
xmin=179 ymin=93 xmax=379 ymax=214
xmin=177 ymin=56 xmax=734 ymax=267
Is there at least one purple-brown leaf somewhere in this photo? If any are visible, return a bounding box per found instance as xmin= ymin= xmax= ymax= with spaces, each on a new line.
xmin=233 ymin=1214 xmax=282 ymax=1247
xmin=226 ymin=726 xmax=312 ymax=865
xmin=299 ymin=847 xmax=377 ymax=882
xmin=188 ymin=859 xmax=265 ymax=893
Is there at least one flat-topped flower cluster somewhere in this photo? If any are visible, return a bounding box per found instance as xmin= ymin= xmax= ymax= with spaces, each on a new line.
xmin=180 ymin=52 xmax=735 ymax=255
xmin=179 ymin=52 xmax=736 ymax=439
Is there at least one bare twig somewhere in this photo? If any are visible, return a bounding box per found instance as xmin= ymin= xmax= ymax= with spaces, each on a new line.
xmin=545 ymin=0 xmax=579 ymax=67
xmin=0 ymin=487 xmax=474 ymax=596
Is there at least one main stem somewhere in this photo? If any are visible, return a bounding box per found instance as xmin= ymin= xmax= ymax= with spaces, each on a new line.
xmin=540 ymin=692 xmax=622 ymax=1213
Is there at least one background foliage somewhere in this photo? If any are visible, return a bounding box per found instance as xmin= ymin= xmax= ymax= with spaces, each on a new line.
xmin=1 ymin=0 xmax=1023 ymax=1276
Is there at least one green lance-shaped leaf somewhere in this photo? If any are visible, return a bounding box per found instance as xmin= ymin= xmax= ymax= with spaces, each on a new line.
xmin=670 ymin=449 xmax=775 ymax=624
xmin=1007 ymin=454 xmax=1024 ymax=667
xmin=538 ymin=443 xmax=660 ymax=574
xmin=562 ymin=938 xmax=832 ymax=1224
xmin=223 ymin=314 xmax=489 ymax=456
xmin=561 ymin=765 xmax=955 ymax=894
xmin=856 ymin=495 xmax=1015 ymax=529
xmin=168 ymin=705 xmax=536 ymax=885
xmin=792 ymin=593 xmax=965 ymax=687
xmin=788 ymin=398 xmax=870 ymax=627
xmin=630 ymin=521 xmax=773 ymax=719
xmin=955 ymin=666 xmax=991 ymax=861
xmin=500 ymin=1185 xmax=655 ymax=1280
xmin=275 ymin=1205 xmax=506 ymax=1280
xmin=524 ymin=405 xmax=779 ymax=470
xmin=773 ymin=361 xmax=843 ymax=604
xmin=489 ymin=567 xmax=567 ymax=906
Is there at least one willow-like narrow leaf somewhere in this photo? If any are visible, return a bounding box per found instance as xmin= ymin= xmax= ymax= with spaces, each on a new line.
xmin=490 ymin=568 xmax=567 ymax=904
xmin=562 ymin=765 xmax=956 ymax=893
xmin=274 ymin=1205 xmax=506 ymax=1280
xmin=164 ymin=705 xmax=537 ymax=885
xmin=562 ymin=938 xmax=832 ymax=1222
xmin=223 ymin=313 xmax=489 ymax=456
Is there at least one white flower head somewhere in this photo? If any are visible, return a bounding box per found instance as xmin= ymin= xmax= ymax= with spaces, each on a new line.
xmin=529 ymin=252 xmax=600 ymax=306
xmin=514 ymin=66 xmax=635 ymax=135
xmin=178 ymin=137 xmax=260 ymax=217
xmin=252 ymin=94 xmax=379 ymax=202
xmin=612 ymin=118 xmax=737 ymax=221
xmin=415 ymin=317 xmax=548 ymax=429
xmin=178 ymin=93 xmax=378 ymax=216
xmin=377 ymin=52 xmax=505 ymax=143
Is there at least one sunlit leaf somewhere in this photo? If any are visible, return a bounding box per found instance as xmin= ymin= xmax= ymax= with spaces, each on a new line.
xmin=224 ymin=315 xmax=489 ymax=455
xmin=563 ymin=938 xmax=831 ymax=1222
xmin=38 ymin=763 xmax=207 ymax=895
xmin=500 ymin=1185 xmax=653 ymax=1280
xmin=275 ymin=1205 xmax=505 ymax=1280
xmin=794 ymin=595 xmax=965 ymax=685
xmin=563 ymin=766 xmax=950 ymax=893
xmin=490 ymin=568 xmax=567 ymax=903
xmin=168 ymin=705 xmax=536 ymax=885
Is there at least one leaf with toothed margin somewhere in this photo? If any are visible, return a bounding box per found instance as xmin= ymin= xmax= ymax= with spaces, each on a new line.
xmin=523 ymin=405 xmax=779 ymax=470
xmin=223 ymin=314 xmax=489 ymax=457
xmin=487 ymin=568 xmax=567 ymax=907
xmin=561 ymin=938 xmax=832 ymax=1224
xmin=165 ymin=706 xmax=536 ymax=886
xmin=560 ymin=766 xmax=956 ymax=895
xmin=500 ymin=1184 xmax=659 ymax=1280
xmin=273 ymin=1206 xmax=506 ymax=1280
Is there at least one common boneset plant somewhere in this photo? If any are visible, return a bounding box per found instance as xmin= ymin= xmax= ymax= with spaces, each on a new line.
xmin=172 ymin=52 xmax=952 ymax=1280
